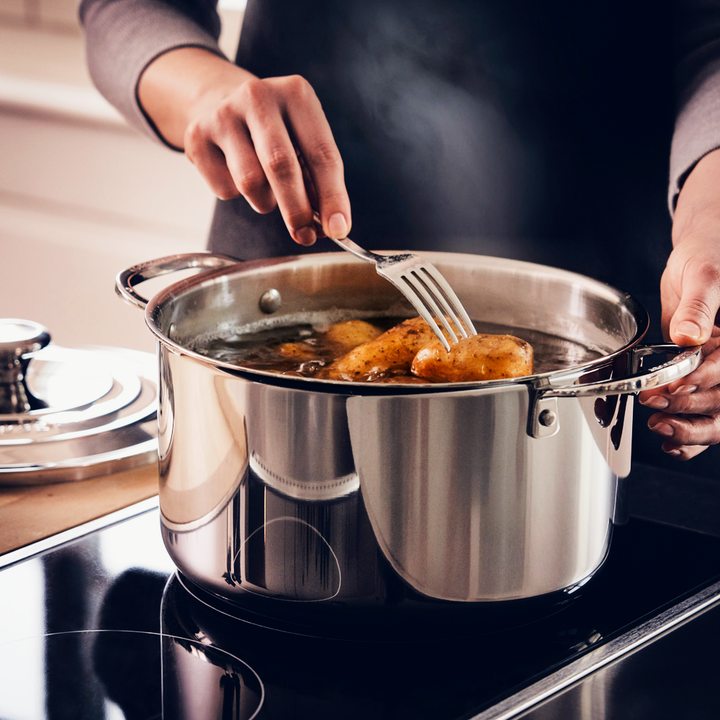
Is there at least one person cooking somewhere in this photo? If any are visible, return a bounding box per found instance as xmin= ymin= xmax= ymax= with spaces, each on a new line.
xmin=80 ymin=0 xmax=720 ymax=469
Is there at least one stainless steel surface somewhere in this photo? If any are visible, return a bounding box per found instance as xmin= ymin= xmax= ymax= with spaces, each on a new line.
xmin=328 ymin=233 xmax=477 ymax=350
xmin=117 ymin=251 xmax=699 ymax=607
xmin=347 ymin=389 xmax=619 ymax=601
xmin=469 ymin=579 xmax=720 ymax=720
xmin=0 ymin=321 xmax=158 ymax=484
xmin=527 ymin=344 xmax=700 ymax=439
xmin=115 ymin=252 xmax=239 ymax=310
xmin=0 ymin=318 xmax=51 ymax=413
xmin=157 ymin=344 xmax=373 ymax=603
xmin=539 ymin=344 xmax=700 ymax=398
xmin=156 ymin=342 xmax=619 ymax=603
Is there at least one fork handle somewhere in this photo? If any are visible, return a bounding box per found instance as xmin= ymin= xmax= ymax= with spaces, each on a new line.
xmin=311 ymin=210 xmax=380 ymax=264
xmin=328 ymin=236 xmax=381 ymax=264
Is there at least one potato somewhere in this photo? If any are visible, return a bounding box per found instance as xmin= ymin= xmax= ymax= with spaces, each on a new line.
xmin=320 ymin=316 xmax=437 ymax=381
xmin=324 ymin=320 xmax=384 ymax=353
xmin=276 ymin=342 xmax=318 ymax=360
xmin=411 ymin=333 xmax=533 ymax=382
xmin=373 ymin=375 xmax=431 ymax=384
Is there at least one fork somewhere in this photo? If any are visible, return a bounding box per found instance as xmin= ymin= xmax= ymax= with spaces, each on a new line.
xmin=325 ymin=227 xmax=477 ymax=351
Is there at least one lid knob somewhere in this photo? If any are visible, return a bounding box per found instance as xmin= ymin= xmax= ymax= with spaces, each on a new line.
xmin=0 ymin=319 xmax=51 ymax=414
xmin=0 ymin=319 xmax=51 ymax=358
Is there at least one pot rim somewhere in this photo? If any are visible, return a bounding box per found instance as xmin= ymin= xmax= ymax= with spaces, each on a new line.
xmin=140 ymin=252 xmax=650 ymax=395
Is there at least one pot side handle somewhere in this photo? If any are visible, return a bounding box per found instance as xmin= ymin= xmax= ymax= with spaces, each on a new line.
xmin=527 ymin=344 xmax=702 ymax=439
xmin=542 ymin=344 xmax=702 ymax=399
xmin=115 ymin=253 xmax=239 ymax=310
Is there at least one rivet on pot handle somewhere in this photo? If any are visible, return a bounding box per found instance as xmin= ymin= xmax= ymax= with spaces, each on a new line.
xmin=528 ymin=344 xmax=702 ymax=439
xmin=116 ymin=253 xmax=239 ymax=310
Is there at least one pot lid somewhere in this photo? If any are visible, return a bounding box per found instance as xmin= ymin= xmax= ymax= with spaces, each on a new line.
xmin=0 ymin=319 xmax=157 ymax=485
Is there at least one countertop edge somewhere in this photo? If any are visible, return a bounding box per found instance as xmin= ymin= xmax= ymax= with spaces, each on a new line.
xmin=0 ymin=495 xmax=159 ymax=571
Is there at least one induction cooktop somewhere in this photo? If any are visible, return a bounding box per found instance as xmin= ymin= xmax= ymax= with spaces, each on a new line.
xmin=2 ymin=463 xmax=720 ymax=720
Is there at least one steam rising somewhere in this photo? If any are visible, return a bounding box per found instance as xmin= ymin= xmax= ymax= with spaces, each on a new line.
xmin=336 ymin=2 xmax=534 ymax=245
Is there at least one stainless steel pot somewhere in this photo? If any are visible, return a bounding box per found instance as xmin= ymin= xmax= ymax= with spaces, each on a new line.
xmin=117 ymin=252 xmax=699 ymax=623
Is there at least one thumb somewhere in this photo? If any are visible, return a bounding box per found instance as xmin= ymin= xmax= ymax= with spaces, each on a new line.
xmin=668 ymin=267 xmax=720 ymax=346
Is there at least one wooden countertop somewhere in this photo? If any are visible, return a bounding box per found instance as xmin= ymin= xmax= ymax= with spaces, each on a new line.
xmin=0 ymin=462 xmax=159 ymax=556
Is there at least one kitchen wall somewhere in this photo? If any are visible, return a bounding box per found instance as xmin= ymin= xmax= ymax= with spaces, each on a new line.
xmin=0 ymin=1 xmax=244 ymax=353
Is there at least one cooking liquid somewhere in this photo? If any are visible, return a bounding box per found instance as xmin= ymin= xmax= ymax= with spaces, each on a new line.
xmin=192 ymin=317 xmax=602 ymax=382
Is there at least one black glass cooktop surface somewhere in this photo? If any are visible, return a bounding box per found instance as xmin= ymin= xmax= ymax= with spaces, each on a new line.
xmin=1 ymin=464 xmax=720 ymax=720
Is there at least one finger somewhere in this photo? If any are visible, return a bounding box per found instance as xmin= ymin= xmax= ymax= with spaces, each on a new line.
xmin=654 ymin=334 xmax=720 ymax=395
xmin=213 ymin=118 xmax=277 ymax=213
xmin=667 ymin=258 xmax=720 ymax=346
xmin=184 ymin=129 xmax=242 ymax=201
xmin=670 ymin=354 xmax=720 ymax=395
xmin=283 ymin=80 xmax=352 ymax=239
xmin=297 ymin=153 xmax=326 ymax=236
xmin=639 ymin=384 xmax=720 ymax=415
xmin=637 ymin=383 xmax=669 ymax=405
xmin=647 ymin=411 xmax=720 ymax=447
xmin=659 ymin=440 xmax=709 ymax=461
xmin=242 ymin=79 xmax=317 ymax=245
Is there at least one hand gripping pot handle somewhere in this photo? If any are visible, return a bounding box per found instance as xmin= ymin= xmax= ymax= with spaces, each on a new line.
xmin=116 ymin=253 xmax=239 ymax=310
xmin=542 ymin=344 xmax=702 ymax=398
xmin=528 ymin=343 xmax=702 ymax=438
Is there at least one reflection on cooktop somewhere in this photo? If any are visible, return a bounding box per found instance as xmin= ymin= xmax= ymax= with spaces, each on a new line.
xmin=0 ymin=630 xmax=263 ymax=720
xmin=2 ymin=488 xmax=720 ymax=720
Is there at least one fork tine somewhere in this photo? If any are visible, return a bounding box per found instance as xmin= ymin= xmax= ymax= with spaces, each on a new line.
xmin=418 ymin=264 xmax=477 ymax=337
xmin=402 ymin=271 xmax=462 ymax=344
xmin=327 ymin=227 xmax=475 ymax=350
xmin=403 ymin=264 xmax=476 ymax=343
xmin=388 ymin=274 xmax=453 ymax=352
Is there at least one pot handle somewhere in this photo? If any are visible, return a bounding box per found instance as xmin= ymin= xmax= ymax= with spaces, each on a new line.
xmin=115 ymin=253 xmax=239 ymax=309
xmin=527 ymin=344 xmax=702 ymax=439
xmin=541 ymin=344 xmax=702 ymax=399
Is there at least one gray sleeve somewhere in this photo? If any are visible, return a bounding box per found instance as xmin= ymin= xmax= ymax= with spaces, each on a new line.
xmin=79 ymin=0 xmax=225 ymax=146
xmin=669 ymin=2 xmax=720 ymax=213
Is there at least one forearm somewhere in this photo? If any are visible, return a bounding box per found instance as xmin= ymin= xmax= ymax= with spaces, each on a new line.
xmin=669 ymin=0 xmax=720 ymax=213
xmin=672 ymin=148 xmax=720 ymax=248
xmin=137 ymin=47 xmax=256 ymax=150
xmin=83 ymin=0 xmax=351 ymax=246
xmin=665 ymin=149 xmax=720 ymax=347
xmin=79 ymin=0 xmax=223 ymax=141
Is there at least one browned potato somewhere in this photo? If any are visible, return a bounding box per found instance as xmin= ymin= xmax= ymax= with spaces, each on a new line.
xmin=276 ymin=342 xmax=318 ymax=360
xmin=411 ymin=334 xmax=533 ymax=382
xmin=324 ymin=320 xmax=384 ymax=353
xmin=276 ymin=321 xmax=381 ymax=364
xmin=373 ymin=375 xmax=431 ymax=384
xmin=320 ymin=316 xmax=438 ymax=381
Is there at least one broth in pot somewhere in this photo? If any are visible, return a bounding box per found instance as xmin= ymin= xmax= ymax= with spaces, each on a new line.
xmin=192 ymin=315 xmax=602 ymax=384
